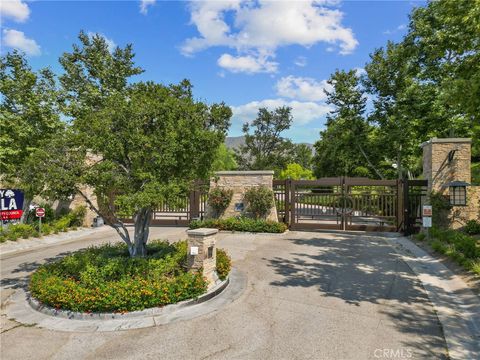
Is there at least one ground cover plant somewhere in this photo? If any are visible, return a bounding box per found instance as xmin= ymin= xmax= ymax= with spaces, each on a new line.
xmin=415 ymin=227 xmax=480 ymax=276
xmin=190 ymin=217 xmax=287 ymax=233
xmin=0 ymin=206 xmax=86 ymax=243
xmin=30 ymin=240 xmax=230 ymax=312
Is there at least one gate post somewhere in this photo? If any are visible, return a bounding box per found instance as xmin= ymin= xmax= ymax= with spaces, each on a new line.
xmin=290 ymin=181 xmax=296 ymax=228
xmin=189 ymin=182 xmax=200 ymax=221
xmin=285 ymin=179 xmax=291 ymax=225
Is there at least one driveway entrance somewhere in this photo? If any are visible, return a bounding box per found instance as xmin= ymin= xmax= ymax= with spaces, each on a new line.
xmin=274 ymin=178 xmax=427 ymax=233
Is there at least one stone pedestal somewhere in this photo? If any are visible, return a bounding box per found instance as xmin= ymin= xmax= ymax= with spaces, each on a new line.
xmin=208 ymin=171 xmax=278 ymax=221
xmin=186 ymin=228 xmax=218 ymax=288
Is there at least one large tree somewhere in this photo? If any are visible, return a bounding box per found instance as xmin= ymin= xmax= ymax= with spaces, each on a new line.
xmin=0 ymin=51 xmax=63 ymax=220
xmin=313 ymin=70 xmax=385 ymax=179
xmin=364 ymin=0 xmax=479 ymax=177
xmin=235 ymin=106 xmax=294 ymax=172
xmin=35 ymin=34 xmax=231 ymax=256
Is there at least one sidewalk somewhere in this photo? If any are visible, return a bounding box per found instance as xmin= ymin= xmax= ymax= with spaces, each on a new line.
xmin=0 ymin=227 xmax=112 ymax=258
xmin=389 ymin=236 xmax=480 ymax=360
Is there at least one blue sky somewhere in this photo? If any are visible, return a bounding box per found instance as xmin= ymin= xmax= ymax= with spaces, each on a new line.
xmin=1 ymin=0 xmax=423 ymax=143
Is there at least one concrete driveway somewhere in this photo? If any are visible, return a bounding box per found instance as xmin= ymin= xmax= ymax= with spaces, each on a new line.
xmin=0 ymin=228 xmax=447 ymax=359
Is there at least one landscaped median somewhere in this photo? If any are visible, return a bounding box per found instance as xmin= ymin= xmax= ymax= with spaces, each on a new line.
xmin=29 ymin=240 xmax=232 ymax=313
xmin=190 ymin=217 xmax=288 ymax=233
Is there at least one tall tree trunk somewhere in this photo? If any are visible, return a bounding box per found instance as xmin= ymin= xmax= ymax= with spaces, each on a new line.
xmin=131 ymin=207 xmax=151 ymax=257
xmin=20 ymin=196 xmax=32 ymax=223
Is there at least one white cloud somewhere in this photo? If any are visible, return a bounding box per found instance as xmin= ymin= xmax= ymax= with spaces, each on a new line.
xmin=218 ymin=53 xmax=278 ymax=74
xmin=1 ymin=0 xmax=30 ymax=23
xmin=275 ymin=76 xmax=332 ymax=102
xmin=294 ymin=56 xmax=307 ymax=67
xmin=354 ymin=67 xmax=366 ymax=77
xmin=2 ymin=29 xmax=40 ymax=55
xmin=231 ymin=98 xmax=331 ymax=126
xmin=87 ymin=32 xmax=116 ymax=53
xmin=383 ymin=23 xmax=407 ymax=35
xmin=139 ymin=0 xmax=156 ymax=15
xmin=182 ymin=0 xmax=358 ymax=73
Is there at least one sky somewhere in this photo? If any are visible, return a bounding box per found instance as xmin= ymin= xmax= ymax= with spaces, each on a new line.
xmin=1 ymin=0 xmax=423 ymax=143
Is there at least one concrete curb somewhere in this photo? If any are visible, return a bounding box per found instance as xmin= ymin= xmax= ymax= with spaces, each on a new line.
xmin=28 ymin=277 xmax=229 ymax=320
xmin=4 ymin=268 xmax=246 ymax=332
xmin=389 ymin=236 xmax=480 ymax=360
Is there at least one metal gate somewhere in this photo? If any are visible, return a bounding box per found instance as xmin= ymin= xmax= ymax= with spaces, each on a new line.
xmin=123 ymin=181 xmax=209 ymax=226
xmin=274 ymin=177 xmax=410 ymax=232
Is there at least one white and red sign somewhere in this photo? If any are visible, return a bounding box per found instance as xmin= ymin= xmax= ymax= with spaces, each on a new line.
xmin=422 ymin=205 xmax=432 ymax=217
xmin=35 ymin=207 xmax=46 ymax=218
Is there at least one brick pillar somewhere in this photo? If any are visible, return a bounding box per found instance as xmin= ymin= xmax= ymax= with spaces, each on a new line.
xmin=420 ymin=138 xmax=479 ymax=229
xmin=420 ymin=138 xmax=471 ymax=193
xmin=186 ymin=228 xmax=219 ymax=289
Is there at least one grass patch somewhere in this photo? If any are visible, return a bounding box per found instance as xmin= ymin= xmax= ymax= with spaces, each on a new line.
xmin=190 ymin=217 xmax=288 ymax=233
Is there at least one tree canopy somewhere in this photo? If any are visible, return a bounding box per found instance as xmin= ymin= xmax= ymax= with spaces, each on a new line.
xmin=0 ymin=51 xmax=63 ymax=218
xmin=235 ymin=106 xmax=294 ymax=172
xmin=30 ymin=33 xmax=232 ymax=256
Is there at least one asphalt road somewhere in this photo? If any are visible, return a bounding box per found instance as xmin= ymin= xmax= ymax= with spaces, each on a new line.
xmin=0 ymin=228 xmax=448 ymax=360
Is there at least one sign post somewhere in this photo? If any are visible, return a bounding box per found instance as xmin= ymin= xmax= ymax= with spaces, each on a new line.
xmin=422 ymin=205 xmax=432 ymax=240
xmin=36 ymin=207 xmax=45 ymax=235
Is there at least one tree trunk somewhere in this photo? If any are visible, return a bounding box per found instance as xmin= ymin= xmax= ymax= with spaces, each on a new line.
xmin=131 ymin=207 xmax=151 ymax=257
xmin=20 ymin=196 xmax=32 ymax=223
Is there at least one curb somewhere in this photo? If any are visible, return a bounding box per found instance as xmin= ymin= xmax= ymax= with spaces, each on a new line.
xmin=388 ymin=236 xmax=480 ymax=360
xmin=28 ymin=277 xmax=230 ymax=320
xmin=5 ymin=268 xmax=245 ymax=332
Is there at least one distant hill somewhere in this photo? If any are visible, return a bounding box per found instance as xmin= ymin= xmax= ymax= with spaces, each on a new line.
xmin=225 ymin=136 xmax=314 ymax=153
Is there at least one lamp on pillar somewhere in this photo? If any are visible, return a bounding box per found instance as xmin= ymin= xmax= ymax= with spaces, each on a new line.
xmin=443 ymin=181 xmax=470 ymax=206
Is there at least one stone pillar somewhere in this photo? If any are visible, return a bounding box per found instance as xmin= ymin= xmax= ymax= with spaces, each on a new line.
xmin=420 ymin=138 xmax=479 ymax=228
xmin=420 ymin=138 xmax=472 ymax=193
xmin=209 ymin=170 xmax=278 ymax=221
xmin=187 ymin=228 xmax=219 ymax=289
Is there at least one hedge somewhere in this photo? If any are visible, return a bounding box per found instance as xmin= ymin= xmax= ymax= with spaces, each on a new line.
xmin=190 ymin=217 xmax=287 ymax=233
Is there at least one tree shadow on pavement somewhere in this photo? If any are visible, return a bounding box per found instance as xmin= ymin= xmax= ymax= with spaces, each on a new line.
xmin=1 ymin=251 xmax=71 ymax=290
xmin=266 ymin=232 xmax=449 ymax=359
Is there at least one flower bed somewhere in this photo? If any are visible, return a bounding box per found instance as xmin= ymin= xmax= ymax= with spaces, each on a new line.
xmin=190 ymin=217 xmax=288 ymax=233
xmin=29 ymin=240 xmax=231 ymax=313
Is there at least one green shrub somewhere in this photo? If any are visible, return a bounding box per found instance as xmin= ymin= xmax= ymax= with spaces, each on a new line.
xmin=415 ymin=232 xmax=426 ymax=241
xmin=190 ymin=217 xmax=287 ymax=233
xmin=67 ymin=205 xmax=87 ymax=227
xmin=243 ymin=186 xmax=274 ymax=219
xmin=429 ymin=192 xmax=452 ymax=228
xmin=207 ymin=188 xmax=233 ymax=217
xmin=464 ymin=220 xmax=480 ymax=235
xmin=6 ymin=224 xmax=37 ymax=240
xmin=29 ymin=240 xmax=207 ymax=312
xmin=429 ymin=227 xmax=480 ymax=275
xmin=216 ymin=248 xmax=231 ymax=281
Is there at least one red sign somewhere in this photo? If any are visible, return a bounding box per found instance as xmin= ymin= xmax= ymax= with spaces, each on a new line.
xmin=36 ymin=208 xmax=46 ymax=217
xmin=0 ymin=210 xmax=23 ymax=220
